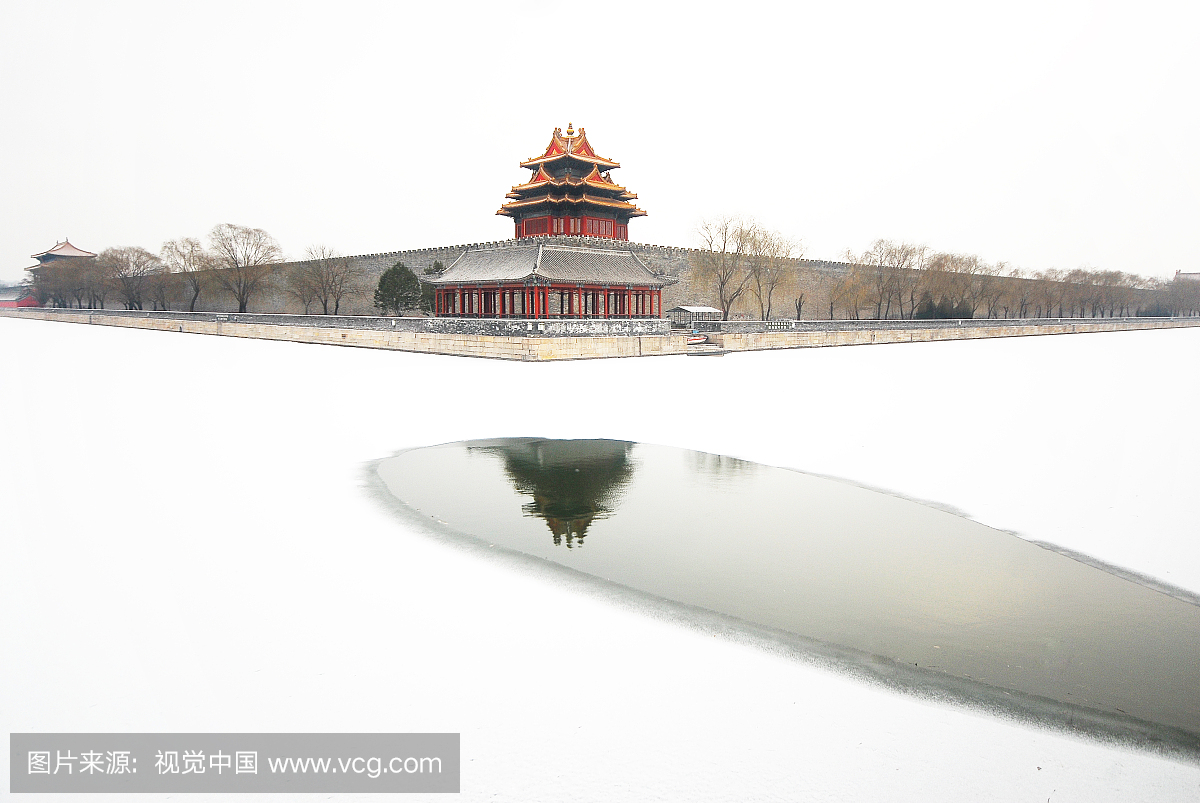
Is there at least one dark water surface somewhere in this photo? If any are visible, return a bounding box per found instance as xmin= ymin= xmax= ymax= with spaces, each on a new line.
xmin=377 ymin=438 xmax=1200 ymax=752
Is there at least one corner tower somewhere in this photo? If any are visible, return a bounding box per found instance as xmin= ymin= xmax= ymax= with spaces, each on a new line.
xmin=498 ymin=124 xmax=646 ymax=240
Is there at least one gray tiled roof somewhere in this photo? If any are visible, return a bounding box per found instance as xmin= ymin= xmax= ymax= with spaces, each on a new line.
xmin=426 ymin=241 xmax=670 ymax=287
xmin=0 ymin=287 xmax=31 ymax=301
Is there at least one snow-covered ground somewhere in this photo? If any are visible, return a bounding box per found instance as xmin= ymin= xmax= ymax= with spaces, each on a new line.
xmin=3 ymin=316 xmax=1198 ymax=802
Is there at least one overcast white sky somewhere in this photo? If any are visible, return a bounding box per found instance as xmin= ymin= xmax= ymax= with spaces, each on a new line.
xmin=2 ymin=1 xmax=1197 ymax=285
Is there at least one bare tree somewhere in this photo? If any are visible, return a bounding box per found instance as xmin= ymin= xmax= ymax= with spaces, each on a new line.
xmin=747 ymin=229 xmax=797 ymax=320
xmin=977 ymin=263 xmax=1008 ymax=319
xmin=923 ymin=252 xmax=987 ymax=317
xmin=998 ymin=267 xmax=1030 ymax=318
xmin=98 ymin=247 xmax=161 ymax=310
xmin=843 ymin=240 xmax=927 ymax=319
xmin=148 ymin=268 xmax=178 ymax=310
xmin=692 ymin=217 xmax=757 ymax=320
xmin=286 ymin=245 xmax=360 ymax=315
xmin=888 ymin=242 xmax=927 ymax=319
xmin=284 ymin=265 xmax=319 ymax=313
xmin=1169 ymin=275 xmax=1200 ymax=316
xmin=207 ymin=223 xmax=282 ymax=313
xmin=847 ymin=241 xmax=897 ymax=319
xmin=83 ymin=257 xmax=112 ymax=309
xmin=161 ymin=237 xmax=214 ymax=312
xmin=826 ymin=268 xmax=868 ymax=319
xmin=1034 ymin=269 xmax=1066 ymax=317
xmin=31 ymin=263 xmax=84 ymax=308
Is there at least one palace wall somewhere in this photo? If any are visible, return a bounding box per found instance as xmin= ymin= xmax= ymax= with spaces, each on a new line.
xmin=32 ymin=235 xmax=1173 ymax=321
xmin=178 ymin=236 xmax=851 ymax=318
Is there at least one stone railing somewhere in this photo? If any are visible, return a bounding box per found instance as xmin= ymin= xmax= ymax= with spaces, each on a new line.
xmin=691 ymin=316 xmax=1198 ymax=333
xmin=7 ymin=307 xmax=671 ymax=338
xmin=6 ymin=307 xmax=1197 ymax=360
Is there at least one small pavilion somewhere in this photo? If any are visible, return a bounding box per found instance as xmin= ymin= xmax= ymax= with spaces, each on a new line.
xmin=425 ymin=125 xmax=670 ymax=319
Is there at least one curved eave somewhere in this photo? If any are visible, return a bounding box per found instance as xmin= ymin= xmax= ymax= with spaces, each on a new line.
xmin=422 ymin=271 xmax=538 ymax=286
xmin=425 ymin=272 xmax=669 ymax=289
xmin=497 ymin=194 xmax=647 ymax=217
xmin=509 ymin=176 xmax=630 ymax=194
xmin=30 ymin=244 xmax=97 ymax=259
xmin=584 ymin=178 xmax=627 ymax=192
xmin=519 ymin=152 xmax=620 ymax=170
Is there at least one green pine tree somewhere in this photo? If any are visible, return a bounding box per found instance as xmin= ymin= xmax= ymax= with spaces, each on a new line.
xmin=374 ymin=261 xmax=421 ymax=315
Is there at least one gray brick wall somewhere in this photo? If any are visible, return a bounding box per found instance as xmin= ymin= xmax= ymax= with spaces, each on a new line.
xmin=176 ymin=236 xmax=853 ymax=318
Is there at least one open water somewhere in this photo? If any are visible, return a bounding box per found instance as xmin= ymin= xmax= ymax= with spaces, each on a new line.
xmin=377 ymin=438 xmax=1200 ymax=754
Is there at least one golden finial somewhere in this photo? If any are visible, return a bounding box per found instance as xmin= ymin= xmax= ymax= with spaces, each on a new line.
xmin=566 ymin=122 xmax=574 ymax=136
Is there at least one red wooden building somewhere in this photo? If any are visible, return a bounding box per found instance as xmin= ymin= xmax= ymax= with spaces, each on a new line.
xmin=499 ymin=123 xmax=646 ymax=241
xmin=427 ymin=125 xmax=669 ymax=319
xmin=427 ymin=240 xmax=667 ymax=319
xmin=0 ymin=287 xmax=40 ymax=308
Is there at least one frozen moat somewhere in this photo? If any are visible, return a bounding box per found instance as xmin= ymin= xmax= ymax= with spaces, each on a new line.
xmin=379 ymin=438 xmax=1200 ymax=756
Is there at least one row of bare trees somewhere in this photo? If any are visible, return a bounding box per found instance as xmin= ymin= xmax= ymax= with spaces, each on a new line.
xmin=282 ymin=245 xmax=361 ymax=315
xmin=829 ymin=243 xmax=1180 ymax=320
xmin=691 ymin=223 xmax=1196 ymax=320
xmin=32 ymin=246 xmax=165 ymax=311
xmin=31 ymin=224 xmax=363 ymax=314
xmin=691 ymin=217 xmax=803 ymax=320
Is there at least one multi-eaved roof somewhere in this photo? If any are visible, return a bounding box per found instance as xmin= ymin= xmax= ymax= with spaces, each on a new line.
xmin=498 ymin=124 xmax=646 ymax=222
xmin=518 ymin=126 xmax=621 ymax=171
xmin=424 ymin=241 xmax=670 ymax=288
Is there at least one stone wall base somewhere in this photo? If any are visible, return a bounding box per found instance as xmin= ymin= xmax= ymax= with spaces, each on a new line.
xmin=0 ymin=309 xmax=689 ymax=361
xmin=4 ymin=309 xmax=1197 ymax=360
xmin=706 ymin=318 xmax=1200 ymax=351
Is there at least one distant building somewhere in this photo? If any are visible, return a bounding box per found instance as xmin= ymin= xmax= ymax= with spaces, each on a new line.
xmin=0 ymin=286 xmax=39 ymax=308
xmin=425 ymin=125 xmax=671 ymax=319
xmin=1176 ymin=271 xmax=1200 ymax=282
xmin=27 ymin=240 xmax=96 ymax=274
xmin=19 ymin=241 xmax=96 ymax=307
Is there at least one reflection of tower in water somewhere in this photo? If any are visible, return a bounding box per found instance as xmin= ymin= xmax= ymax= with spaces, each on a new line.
xmin=472 ymin=439 xmax=635 ymax=547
